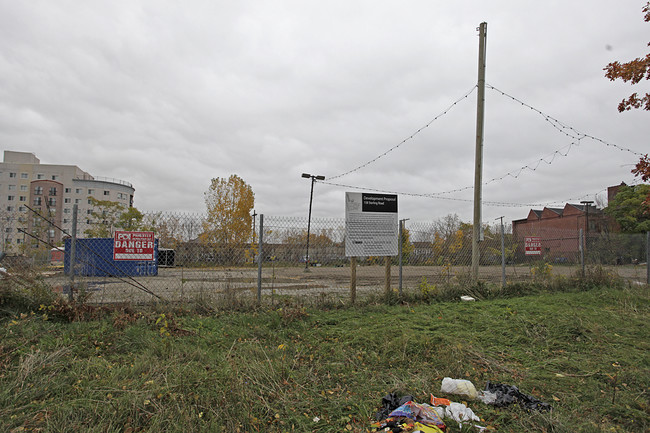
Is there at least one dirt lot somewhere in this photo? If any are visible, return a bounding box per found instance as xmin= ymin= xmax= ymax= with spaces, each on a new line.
xmin=43 ymin=263 xmax=649 ymax=304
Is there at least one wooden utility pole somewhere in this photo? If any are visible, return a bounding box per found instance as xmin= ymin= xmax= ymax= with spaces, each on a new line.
xmin=472 ymin=22 xmax=487 ymax=281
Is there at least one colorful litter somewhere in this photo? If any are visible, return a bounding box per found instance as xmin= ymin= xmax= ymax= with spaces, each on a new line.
xmin=371 ymin=378 xmax=551 ymax=432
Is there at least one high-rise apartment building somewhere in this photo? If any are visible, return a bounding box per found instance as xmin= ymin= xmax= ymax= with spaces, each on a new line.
xmin=0 ymin=151 xmax=135 ymax=251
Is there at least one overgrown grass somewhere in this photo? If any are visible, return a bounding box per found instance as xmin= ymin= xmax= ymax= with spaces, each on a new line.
xmin=0 ymin=275 xmax=648 ymax=432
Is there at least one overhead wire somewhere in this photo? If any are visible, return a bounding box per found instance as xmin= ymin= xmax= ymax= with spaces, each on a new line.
xmin=328 ymin=85 xmax=478 ymax=180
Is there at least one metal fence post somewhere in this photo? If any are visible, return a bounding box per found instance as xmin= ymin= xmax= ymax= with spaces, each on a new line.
xmin=398 ymin=220 xmax=403 ymax=295
xmin=647 ymin=231 xmax=649 ymax=285
xmin=579 ymin=229 xmax=585 ymax=278
xmin=500 ymin=216 xmax=506 ymax=288
xmin=69 ymin=204 xmax=78 ymax=302
xmin=257 ymin=214 xmax=264 ymax=304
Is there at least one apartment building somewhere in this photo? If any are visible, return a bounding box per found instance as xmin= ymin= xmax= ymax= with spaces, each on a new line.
xmin=0 ymin=151 xmax=135 ymax=251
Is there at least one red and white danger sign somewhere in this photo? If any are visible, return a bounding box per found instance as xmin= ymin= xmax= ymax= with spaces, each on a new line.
xmin=113 ymin=231 xmax=155 ymax=261
xmin=524 ymin=236 xmax=542 ymax=255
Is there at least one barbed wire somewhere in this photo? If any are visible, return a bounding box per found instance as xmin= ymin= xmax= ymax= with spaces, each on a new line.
xmin=486 ymin=84 xmax=645 ymax=156
xmin=328 ymin=85 xmax=478 ymax=180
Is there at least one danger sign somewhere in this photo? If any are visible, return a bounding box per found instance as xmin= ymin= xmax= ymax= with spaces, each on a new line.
xmin=113 ymin=231 xmax=155 ymax=261
xmin=524 ymin=236 xmax=542 ymax=255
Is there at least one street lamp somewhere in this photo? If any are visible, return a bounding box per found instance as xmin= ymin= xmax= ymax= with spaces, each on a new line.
xmin=301 ymin=173 xmax=325 ymax=271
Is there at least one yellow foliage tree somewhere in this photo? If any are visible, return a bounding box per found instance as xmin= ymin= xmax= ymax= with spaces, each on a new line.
xmin=201 ymin=175 xmax=255 ymax=264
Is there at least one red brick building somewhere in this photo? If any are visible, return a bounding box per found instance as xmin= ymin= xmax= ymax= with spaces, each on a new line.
xmin=512 ymin=203 xmax=606 ymax=262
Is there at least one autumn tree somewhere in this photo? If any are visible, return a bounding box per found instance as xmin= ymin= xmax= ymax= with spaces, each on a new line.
xmin=201 ymin=175 xmax=255 ymax=264
xmin=604 ymin=2 xmax=650 ymax=111
xmin=604 ymin=184 xmax=650 ymax=233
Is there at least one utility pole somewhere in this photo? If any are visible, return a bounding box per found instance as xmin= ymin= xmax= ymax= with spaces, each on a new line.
xmin=472 ymin=22 xmax=487 ymax=281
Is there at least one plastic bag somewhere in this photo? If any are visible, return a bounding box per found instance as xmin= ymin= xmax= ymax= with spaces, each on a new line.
xmin=440 ymin=377 xmax=478 ymax=399
xmin=484 ymin=381 xmax=551 ymax=411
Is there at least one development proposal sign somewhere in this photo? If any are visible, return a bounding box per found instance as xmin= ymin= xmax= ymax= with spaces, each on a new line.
xmin=345 ymin=192 xmax=398 ymax=257
xmin=113 ymin=231 xmax=155 ymax=261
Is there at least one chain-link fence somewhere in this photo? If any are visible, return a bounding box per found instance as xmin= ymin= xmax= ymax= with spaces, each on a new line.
xmin=1 ymin=208 xmax=648 ymax=306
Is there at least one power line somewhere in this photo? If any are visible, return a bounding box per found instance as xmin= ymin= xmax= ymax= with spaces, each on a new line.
xmin=328 ymin=85 xmax=478 ymax=180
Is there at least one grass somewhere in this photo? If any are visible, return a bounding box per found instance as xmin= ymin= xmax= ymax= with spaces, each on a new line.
xmin=0 ymin=280 xmax=648 ymax=432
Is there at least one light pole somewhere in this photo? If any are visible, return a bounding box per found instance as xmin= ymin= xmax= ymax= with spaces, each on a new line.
xmin=302 ymin=173 xmax=325 ymax=271
xmin=580 ymin=200 xmax=594 ymax=265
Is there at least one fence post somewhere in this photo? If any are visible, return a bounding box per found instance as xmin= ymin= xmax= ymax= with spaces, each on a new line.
xmin=384 ymin=256 xmax=391 ymax=296
xmin=69 ymin=204 xmax=78 ymax=302
xmin=350 ymin=257 xmax=357 ymax=304
xmin=398 ymin=220 xmax=403 ymax=296
xmin=257 ymin=214 xmax=264 ymax=304
xmin=647 ymin=231 xmax=649 ymax=285
xmin=579 ymin=229 xmax=585 ymax=278
xmin=498 ymin=216 xmax=505 ymax=288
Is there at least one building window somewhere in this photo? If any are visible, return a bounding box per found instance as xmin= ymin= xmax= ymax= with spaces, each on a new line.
xmin=88 ymin=189 xmax=94 ymax=194
xmin=33 ymin=197 xmax=42 ymax=206
xmin=63 ymin=218 xmax=69 ymax=224
xmin=49 ymin=187 xmax=57 ymax=196
xmin=75 ymin=188 xmax=82 ymax=194
xmin=104 ymin=190 xmax=110 ymax=196
xmin=87 ymin=199 xmax=92 ymax=205
xmin=65 ymin=188 xmax=71 ymax=193
xmin=64 ymin=198 xmax=71 ymax=203
xmin=18 ymin=206 xmax=25 ymax=212
xmin=5 ymin=227 xmax=12 ymax=233
xmin=64 ymin=208 xmax=70 ymax=214
xmin=75 ymin=199 xmax=80 ymax=204
xmin=87 ymin=209 xmax=92 ymax=215
xmin=9 ymin=172 xmax=16 ymax=178
xmin=48 ymin=229 xmax=55 ymax=238
xmin=37 ymin=174 xmax=44 ymax=179
xmin=7 ymin=195 xmax=15 ymax=201
xmin=6 ymin=206 xmax=14 ymax=212
xmin=51 ymin=175 xmax=58 ymax=180
xmin=19 ymin=196 xmax=26 ymax=202
xmin=34 ymin=186 xmax=43 ymax=195
xmin=16 ymin=238 xmax=22 ymax=244
xmin=21 ymin=173 xmax=28 ymax=179
xmin=20 ymin=185 xmax=27 ymax=191
xmin=86 ymin=219 xmax=91 ymax=224
xmin=8 ymin=185 xmax=15 ymax=191
xmin=48 ymin=198 xmax=56 ymax=206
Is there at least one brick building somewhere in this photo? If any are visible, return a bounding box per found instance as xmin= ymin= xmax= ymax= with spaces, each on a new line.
xmin=512 ymin=202 xmax=606 ymax=261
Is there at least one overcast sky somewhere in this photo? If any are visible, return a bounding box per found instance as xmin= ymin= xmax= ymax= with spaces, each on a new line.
xmin=1 ymin=0 xmax=648 ymax=225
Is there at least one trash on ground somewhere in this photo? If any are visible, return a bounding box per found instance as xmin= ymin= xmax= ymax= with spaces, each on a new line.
xmin=388 ymin=401 xmax=445 ymax=430
xmin=429 ymin=395 xmax=485 ymax=431
xmin=460 ymin=295 xmax=476 ymax=302
xmin=483 ymin=381 xmax=552 ymax=411
xmin=376 ymin=392 xmax=414 ymax=421
xmin=440 ymin=377 xmax=478 ymax=399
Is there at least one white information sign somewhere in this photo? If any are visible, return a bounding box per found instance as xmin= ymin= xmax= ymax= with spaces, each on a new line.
xmin=345 ymin=192 xmax=398 ymax=257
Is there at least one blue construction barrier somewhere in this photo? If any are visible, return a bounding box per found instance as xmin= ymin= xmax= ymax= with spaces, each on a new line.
xmin=64 ymin=238 xmax=158 ymax=277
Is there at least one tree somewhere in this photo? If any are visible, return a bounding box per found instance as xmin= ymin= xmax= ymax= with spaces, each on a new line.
xmin=604 ymin=2 xmax=650 ymax=111
xmin=84 ymin=197 xmax=146 ymax=237
xmin=604 ymin=184 xmax=650 ymax=233
xmin=201 ymin=175 xmax=255 ymax=264
xmin=632 ymin=154 xmax=650 ymax=207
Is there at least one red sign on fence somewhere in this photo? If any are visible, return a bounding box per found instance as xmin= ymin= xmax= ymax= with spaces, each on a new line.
xmin=524 ymin=236 xmax=542 ymax=255
xmin=113 ymin=231 xmax=155 ymax=261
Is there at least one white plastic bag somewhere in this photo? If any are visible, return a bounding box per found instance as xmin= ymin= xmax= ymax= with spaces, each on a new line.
xmin=440 ymin=377 xmax=478 ymax=399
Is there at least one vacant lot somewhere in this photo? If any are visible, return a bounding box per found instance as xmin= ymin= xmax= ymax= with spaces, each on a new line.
xmin=44 ymin=264 xmax=648 ymax=304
